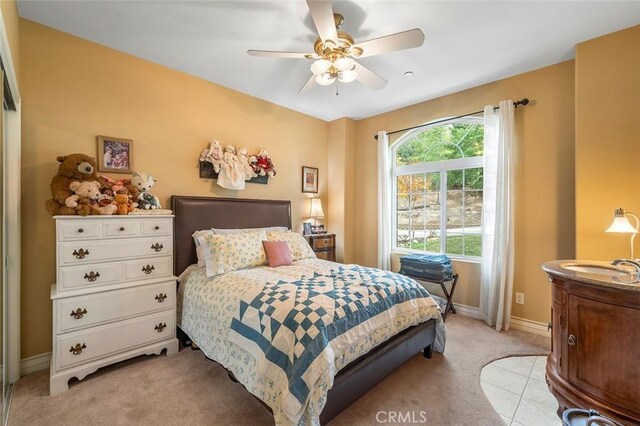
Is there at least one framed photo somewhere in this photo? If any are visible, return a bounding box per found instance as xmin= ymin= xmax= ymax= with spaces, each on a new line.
xmin=97 ymin=135 xmax=133 ymax=174
xmin=303 ymin=222 xmax=313 ymax=236
xmin=302 ymin=166 xmax=319 ymax=193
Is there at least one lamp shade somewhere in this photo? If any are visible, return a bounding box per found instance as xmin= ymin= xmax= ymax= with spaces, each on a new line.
xmin=309 ymin=198 xmax=324 ymax=220
xmin=605 ymin=208 xmax=637 ymax=233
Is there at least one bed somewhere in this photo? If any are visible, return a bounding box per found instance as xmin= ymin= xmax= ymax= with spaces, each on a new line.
xmin=172 ymin=195 xmax=445 ymax=425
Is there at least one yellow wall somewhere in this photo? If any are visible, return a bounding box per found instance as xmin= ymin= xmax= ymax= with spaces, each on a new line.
xmin=20 ymin=19 xmax=328 ymax=358
xmin=0 ymin=0 xmax=19 ymax=83
xmin=354 ymin=61 xmax=576 ymax=324
xmin=575 ymin=25 xmax=640 ymax=260
xmin=327 ymin=117 xmax=356 ymax=263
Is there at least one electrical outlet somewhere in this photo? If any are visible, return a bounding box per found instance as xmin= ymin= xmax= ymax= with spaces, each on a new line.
xmin=515 ymin=292 xmax=525 ymax=305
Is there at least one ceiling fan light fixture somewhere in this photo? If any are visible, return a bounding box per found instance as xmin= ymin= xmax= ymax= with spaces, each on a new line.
xmin=315 ymin=73 xmax=336 ymax=86
xmin=338 ymin=69 xmax=357 ymax=83
xmin=334 ymin=57 xmax=355 ymax=71
xmin=310 ymin=59 xmax=332 ymax=76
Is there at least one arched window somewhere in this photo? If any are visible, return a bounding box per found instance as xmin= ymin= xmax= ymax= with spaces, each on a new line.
xmin=392 ymin=117 xmax=484 ymax=259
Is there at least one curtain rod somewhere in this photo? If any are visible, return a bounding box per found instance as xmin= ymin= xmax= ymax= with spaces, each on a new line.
xmin=374 ymin=98 xmax=529 ymax=140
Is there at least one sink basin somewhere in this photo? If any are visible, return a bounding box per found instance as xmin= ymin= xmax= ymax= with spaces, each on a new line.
xmin=561 ymin=263 xmax=634 ymax=277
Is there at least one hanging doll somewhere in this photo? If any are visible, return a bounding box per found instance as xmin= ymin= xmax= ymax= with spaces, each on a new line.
xmin=217 ymin=145 xmax=246 ymax=191
xmin=237 ymin=147 xmax=257 ymax=181
xmin=256 ymin=148 xmax=276 ymax=178
xmin=199 ymin=140 xmax=225 ymax=174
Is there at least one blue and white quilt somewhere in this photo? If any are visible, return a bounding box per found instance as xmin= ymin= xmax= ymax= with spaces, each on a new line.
xmin=178 ymin=259 xmax=445 ymax=426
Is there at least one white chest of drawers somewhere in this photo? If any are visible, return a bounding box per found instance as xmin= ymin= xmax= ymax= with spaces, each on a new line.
xmin=50 ymin=215 xmax=179 ymax=395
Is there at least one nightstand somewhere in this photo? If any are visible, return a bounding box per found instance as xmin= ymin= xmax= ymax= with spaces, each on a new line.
xmin=305 ymin=234 xmax=336 ymax=262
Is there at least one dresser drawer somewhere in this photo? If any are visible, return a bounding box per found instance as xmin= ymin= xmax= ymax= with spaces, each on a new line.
xmin=141 ymin=219 xmax=172 ymax=237
xmin=57 ymin=262 xmax=121 ymax=291
xmin=123 ymin=256 xmax=172 ymax=281
xmin=58 ymin=237 xmax=173 ymax=266
xmin=56 ymin=310 xmax=175 ymax=370
xmin=57 ymin=221 xmax=100 ymax=241
xmin=56 ymin=281 xmax=175 ymax=334
xmin=311 ymin=236 xmax=334 ymax=250
xmin=103 ymin=220 xmax=140 ymax=239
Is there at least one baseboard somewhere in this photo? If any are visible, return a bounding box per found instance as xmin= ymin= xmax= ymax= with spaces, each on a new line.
xmin=509 ymin=316 xmax=551 ymax=337
xmin=21 ymin=352 xmax=51 ymax=376
xmin=453 ymin=304 xmax=551 ymax=337
xmin=451 ymin=303 xmax=482 ymax=319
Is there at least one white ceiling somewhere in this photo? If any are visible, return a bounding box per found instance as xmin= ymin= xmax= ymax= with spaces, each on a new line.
xmin=17 ymin=1 xmax=640 ymax=121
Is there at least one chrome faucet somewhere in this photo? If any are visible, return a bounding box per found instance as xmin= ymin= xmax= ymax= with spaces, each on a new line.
xmin=611 ymin=259 xmax=640 ymax=273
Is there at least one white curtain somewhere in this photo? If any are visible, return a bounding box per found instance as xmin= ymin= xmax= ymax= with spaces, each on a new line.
xmin=480 ymin=100 xmax=515 ymax=331
xmin=377 ymin=130 xmax=391 ymax=270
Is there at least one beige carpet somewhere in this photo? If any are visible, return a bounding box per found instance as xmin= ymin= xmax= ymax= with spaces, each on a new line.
xmin=9 ymin=316 xmax=549 ymax=426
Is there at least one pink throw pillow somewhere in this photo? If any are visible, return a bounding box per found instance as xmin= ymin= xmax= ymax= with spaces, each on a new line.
xmin=263 ymin=240 xmax=293 ymax=267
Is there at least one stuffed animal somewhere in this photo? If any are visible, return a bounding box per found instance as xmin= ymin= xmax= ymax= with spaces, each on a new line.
xmin=45 ymin=153 xmax=107 ymax=216
xmin=101 ymin=176 xmax=131 ymax=193
xmin=256 ymin=148 xmax=276 ymax=178
xmin=199 ymin=140 xmax=225 ymax=174
xmin=248 ymin=155 xmax=260 ymax=176
xmin=131 ymin=172 xmax=161 ymax=210
xmin=113 ymin=193 xmax=134 ymax=215
xmin=65 ymin=181 xmax=117 ymax=216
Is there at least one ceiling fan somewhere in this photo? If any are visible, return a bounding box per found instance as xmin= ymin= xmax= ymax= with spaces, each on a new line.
xmin=247 ymin=0 xmax=425 ymax=93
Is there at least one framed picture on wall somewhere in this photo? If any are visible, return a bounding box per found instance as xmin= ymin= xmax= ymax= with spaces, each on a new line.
xmin=302 ymin=166 xmax=319 ymax=193
xmin=97 ymin=135 xmax=133 ymax=174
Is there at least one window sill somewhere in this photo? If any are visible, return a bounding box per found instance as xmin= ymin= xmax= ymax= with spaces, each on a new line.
xmin=391 ymin=249 xmax=481 ymax=265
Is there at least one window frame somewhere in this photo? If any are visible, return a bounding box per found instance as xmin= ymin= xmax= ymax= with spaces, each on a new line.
xmin=391 ymin=116 xmax=484 ymax=261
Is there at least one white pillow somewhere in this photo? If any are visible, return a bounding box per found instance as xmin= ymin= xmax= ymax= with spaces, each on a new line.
xmin=192 ymin=229 xmax=214 ymax=268
xmin=211 ymin=226 xmax=288 ymax=235
xmin=198 ymin=230 xmax=268 ymax=277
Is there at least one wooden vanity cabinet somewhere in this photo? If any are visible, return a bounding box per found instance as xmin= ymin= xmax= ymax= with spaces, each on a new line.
xmin=546 ymin=275 xmax=640 ymax=425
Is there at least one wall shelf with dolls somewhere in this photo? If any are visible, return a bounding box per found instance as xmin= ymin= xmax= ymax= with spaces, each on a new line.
xmin=198 ymin=141 xmax=276 ymax=191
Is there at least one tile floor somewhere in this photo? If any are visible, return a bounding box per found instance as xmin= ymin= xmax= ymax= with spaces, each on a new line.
xmin=481 ymin=355 xmax=562 ymax=426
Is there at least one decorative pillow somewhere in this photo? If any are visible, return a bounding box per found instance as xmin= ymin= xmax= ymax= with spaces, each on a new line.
xmin=198 ymin=230 xmax=268 ymax=277
xmin=192 ymin=229 xmax=214 ymax=268
xmin=211 ymin=226 xmax=288 ymax=235
xmin=262 ymin=240 xmax=293 ymax=267
xmin=266 ymin=230 xmax=316 ymax=261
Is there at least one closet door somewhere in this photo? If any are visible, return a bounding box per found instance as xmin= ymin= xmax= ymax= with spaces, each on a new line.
xmin=0 ymin=69 xmax=6 ymax=421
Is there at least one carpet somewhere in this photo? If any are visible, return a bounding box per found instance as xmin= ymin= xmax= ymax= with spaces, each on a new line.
xmin=8 ymin=315 xmax=549 ymax=426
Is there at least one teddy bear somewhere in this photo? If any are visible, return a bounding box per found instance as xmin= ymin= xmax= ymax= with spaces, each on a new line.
xmin=101 ymin=176 xmax=131 ymax=193
xmin=131 ymin=172 xmax=161 ymax=210
xmin=256 ymin=148 xmax=276 ymax=178
xmin=45 ymin=153 xmax=107 ymax=216
xmin=113 ymin=193 xmax=135 ymax=215
xmin=65 ymin=181 xmax=117 ymax=216
xmin=248 ymin=155 xmax=260 ymax=176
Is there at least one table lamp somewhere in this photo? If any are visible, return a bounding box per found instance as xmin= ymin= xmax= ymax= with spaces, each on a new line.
xmin=309 ymin=197 xmax=325 ymax=234
xmin=605 ymin=208 xmax=639 ymax=259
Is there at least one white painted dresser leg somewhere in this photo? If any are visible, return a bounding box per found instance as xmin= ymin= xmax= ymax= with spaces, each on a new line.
xmin=49 ymin=375 xmax=69 ymax=396
xmin=165 ymin=338 xmax=179 ymax=357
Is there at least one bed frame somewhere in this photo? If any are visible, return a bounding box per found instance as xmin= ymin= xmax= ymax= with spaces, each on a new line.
xmin=171 ymin=195 xmax=437 ymax=424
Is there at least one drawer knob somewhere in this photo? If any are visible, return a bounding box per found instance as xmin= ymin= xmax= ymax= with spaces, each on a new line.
xmin=155 ymin=293 xmax=167 ymax=303
xmin=84 ymin=271 xmax=100 ymax=282
xmin=77 ymin=228 xmax=84 ymax=233
xmin=70 ymin=308 xmax=88 ymax=319
xmin=151 ymin=243 xmax=164 ymax=252
xmin=142 ymin=265 xmax=155 ymax=275
xmin=119 ymin=226 xmax=125 ymax=232
xmin=154 ymin=322 xmax=167 ymax=332
xmin=72 ymin=248 xmax=89 ymax=259
xmin=568 ymin=335 xmax=577 ymax=346
xmin=154 ymin=226 xmax=160 ymax=230
xmin=69 ymin=343 xmax=86 ymax=355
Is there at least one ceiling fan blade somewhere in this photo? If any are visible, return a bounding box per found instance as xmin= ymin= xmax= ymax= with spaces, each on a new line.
xmin=354 ymin=62 xmax=387 ymax=90
xmin=353 ymin=28 xmax=425 ymax=58
xmin=299 ymin=74 xmax=319 ymax=94
xmin=306 ymin=0 xmax=339 ymax=46
xmin=247 ymin=50 xmax=315 ymax=59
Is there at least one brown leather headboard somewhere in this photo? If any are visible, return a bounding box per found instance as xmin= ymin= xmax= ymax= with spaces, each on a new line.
xmin=171 ymin=195 xmax=292 ymax=276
